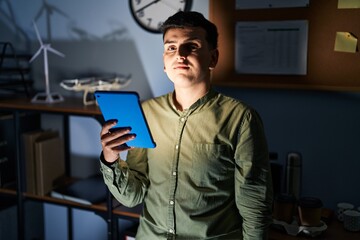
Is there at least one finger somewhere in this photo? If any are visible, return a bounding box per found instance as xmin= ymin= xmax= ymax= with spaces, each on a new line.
xmin=100 ymin=120 xmax=118 ymax=137
xmin=102 ymin=135 xmax=135 ymax=162
xmin=104 ymin=133 xmax=136 ymax=149
xmin=101 ymin=128 xmax=132 ymax=144
xmin=112 ymin=144 xmax=134 ymax=153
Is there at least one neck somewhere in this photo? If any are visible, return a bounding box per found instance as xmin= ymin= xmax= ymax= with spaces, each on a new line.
xmin=173 ymin=83 xmax=210 ymax=111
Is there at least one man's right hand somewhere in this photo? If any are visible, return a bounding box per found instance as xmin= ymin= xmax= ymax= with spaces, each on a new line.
xmin=100 ymin=120 xmax=136 ymax=163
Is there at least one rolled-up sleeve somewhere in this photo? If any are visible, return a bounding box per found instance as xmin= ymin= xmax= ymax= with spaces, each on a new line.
xmin=99 ymin=150 xmax=149 ymax=207
xmin=235 ymin=109 xmax=273 ymax=240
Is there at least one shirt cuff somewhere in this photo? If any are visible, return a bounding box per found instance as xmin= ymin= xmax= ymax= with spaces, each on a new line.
xmin=100 ymin=151 xmax=119 ymax=166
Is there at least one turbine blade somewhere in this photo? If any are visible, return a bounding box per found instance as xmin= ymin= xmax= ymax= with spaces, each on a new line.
xmin=5 ymin=1 xmax=16 ymax=23
xmin=34 ymin=6 xmax=45 ymax=21
xmin=33 ymin=21 xmax=43 ymax=45
xmin=52 ymin=6 xmax=69 ymax=18
xmin=29 ymin=47 xmax=43 ymax=63
xmin=47 ymin=46 xmax=65 ymax=58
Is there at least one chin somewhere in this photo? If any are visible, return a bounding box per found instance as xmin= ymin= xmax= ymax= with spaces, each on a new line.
xmin=173 ymin=76 xmax=192 ymax=84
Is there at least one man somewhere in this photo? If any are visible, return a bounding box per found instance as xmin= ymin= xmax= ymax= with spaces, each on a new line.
xmin=99 ymin=11 xmax=273 ymax=240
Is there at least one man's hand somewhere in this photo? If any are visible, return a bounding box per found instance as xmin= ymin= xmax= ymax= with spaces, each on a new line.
xmin=100 ymin=120 xmax=136 ymax=163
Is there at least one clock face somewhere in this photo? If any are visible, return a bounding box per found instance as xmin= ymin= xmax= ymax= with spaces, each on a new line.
xmin=129 ymin=0 xmax=192 ymax=33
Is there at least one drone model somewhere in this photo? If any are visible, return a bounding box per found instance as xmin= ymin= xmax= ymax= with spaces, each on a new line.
xmin=60 ymin=75 xmax=131 ymax=105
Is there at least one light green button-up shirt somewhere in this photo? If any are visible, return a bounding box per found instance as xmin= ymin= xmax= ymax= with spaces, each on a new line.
xmin=100 ymin=89 xmax=273 ymax=240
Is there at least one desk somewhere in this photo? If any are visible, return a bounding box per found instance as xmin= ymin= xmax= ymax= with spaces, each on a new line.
xmin=270 ymin=220 xmax=360 ymax=240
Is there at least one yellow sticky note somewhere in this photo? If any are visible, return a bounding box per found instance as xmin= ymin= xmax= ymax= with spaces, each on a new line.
xmin=338 ymin=0 xmax=360 ymax=8
xmin=334 ymin=32 xmax=357 ymax=53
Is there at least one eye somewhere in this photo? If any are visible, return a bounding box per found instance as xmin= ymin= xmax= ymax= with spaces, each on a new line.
xmin=166 ymin=45 xmax=177 ymax=52
xmin=185 ymin=43 xmax=200 ymax=52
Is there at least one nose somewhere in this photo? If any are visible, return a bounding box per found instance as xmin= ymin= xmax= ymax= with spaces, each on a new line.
xmin=176 ymin=45 xmax=189 ymax=61
xmin=177 ymin=56 xmax=186 ymax=61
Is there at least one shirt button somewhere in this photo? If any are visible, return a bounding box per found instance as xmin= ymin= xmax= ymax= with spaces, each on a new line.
xmin=180 ymin=117 xmax=185 ymax=122
xmin=175 ymin=145 xmax=179 ymax=150
xmin=170 ymin=200 xmax=174 ymax=205
xmin=107 ymin=169 xmax=111 ymax=172
xmin=169 ymin=229 xmax=175 ymax=234
xmin=172 ymin=171 xmax=177 ymax=176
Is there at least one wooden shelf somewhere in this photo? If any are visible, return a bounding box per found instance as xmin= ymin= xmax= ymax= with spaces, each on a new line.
xmin=0 ymin=187 xmax=141 ymax=220
xmin=2 ymin=54 xmax=31 ymax=60
xmin=0 ymin=97 xmax=101 ymax=116
xmin=0 ymin=188 xmax=17 ymax=195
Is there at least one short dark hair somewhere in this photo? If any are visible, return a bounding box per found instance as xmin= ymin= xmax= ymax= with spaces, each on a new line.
xmin=160 ymin=11 xmax=218 ymax=50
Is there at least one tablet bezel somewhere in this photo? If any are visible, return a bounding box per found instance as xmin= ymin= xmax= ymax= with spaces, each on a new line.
xmin=94 ymin=91 xmax=156 ymax=148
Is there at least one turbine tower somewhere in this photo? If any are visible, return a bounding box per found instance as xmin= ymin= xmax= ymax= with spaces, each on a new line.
xmin=30 ymin=21 xmax=65 ymax=103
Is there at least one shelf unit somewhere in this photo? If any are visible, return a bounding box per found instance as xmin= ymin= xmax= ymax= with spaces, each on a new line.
xmin=0 ymin=42 xmax=33 ymax=97
xmin=0 ymin=97 xmax=141 ymax=240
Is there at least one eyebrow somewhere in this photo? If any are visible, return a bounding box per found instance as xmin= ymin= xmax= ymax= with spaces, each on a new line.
xmin=164 ymin=39 xmax=176 ymax=45
xmin=164 ymin=37 xmax=201 ymax=45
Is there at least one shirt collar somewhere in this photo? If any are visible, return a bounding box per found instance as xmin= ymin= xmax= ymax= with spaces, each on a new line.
xmin=168 ymin=87 xmax=218 ymax=114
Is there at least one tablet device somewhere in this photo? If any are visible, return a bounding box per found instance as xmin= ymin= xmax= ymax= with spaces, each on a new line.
xmin=94 ymin=91 xmax=156 ymax=148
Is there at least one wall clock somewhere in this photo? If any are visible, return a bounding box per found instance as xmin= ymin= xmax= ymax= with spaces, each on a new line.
xmin=129 ymin=0 xmax=192 ymax=33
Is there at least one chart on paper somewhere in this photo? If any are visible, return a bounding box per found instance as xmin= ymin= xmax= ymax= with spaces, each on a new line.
xmin=235 ymin=20 xmax=308 ymax=75
xmin=236 ymin=0 xmax=309 ymax=9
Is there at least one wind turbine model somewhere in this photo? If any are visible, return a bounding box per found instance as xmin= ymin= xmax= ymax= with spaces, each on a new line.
xmin=30 ymin=21 xmax=65 ymax=103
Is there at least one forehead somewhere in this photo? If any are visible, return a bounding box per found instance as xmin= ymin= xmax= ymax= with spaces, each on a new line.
xmin=163 ymin=27 xmax=207 ymax=44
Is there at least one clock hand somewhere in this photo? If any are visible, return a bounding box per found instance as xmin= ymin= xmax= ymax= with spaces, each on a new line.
xmin=136 ymin=0 xmax=161 ymax=13
xmin=161 ymin=0 xmax=181 ymax=11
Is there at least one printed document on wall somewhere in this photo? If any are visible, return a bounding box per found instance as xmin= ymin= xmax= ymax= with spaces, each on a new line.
xmin=235 ymin=20 xmax=308 ymax=75
xmin=236 ymin=0 xmax=309 ymax=9
xmin=338 ymin=0 xmax=360 ymax=9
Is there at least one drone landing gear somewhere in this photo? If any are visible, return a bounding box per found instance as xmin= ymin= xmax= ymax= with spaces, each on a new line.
xmin=31 ymin=92 xmax=64 ymax=103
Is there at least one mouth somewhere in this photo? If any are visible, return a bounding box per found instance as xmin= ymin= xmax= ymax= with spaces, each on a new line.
xmin=174 ymin=64 xmax=189 ymax=70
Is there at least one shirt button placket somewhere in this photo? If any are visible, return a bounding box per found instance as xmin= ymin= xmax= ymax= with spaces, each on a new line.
xmin=167 ymin=114 xmax=187 ymax=238
xmin=168 ymin=143 xmax=179 ymax=238
xmin=167 ymin=229 xmax=175 ymax=240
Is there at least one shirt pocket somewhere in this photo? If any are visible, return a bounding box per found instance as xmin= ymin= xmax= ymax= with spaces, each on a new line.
xmin=191 ymin=143 xmax=234 ymax=186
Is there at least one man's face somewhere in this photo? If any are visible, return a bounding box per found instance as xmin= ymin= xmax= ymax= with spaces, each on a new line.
xmin=163 ymin=27 xmax=218 ymax=89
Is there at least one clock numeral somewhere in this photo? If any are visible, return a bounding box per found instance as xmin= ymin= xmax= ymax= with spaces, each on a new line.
xmin=146 ymin=18 xmax=152 ymax=26
xmin=131 ymin=0 xmax=189 ymax=33
xmin=137 ymin=10 xmax=144 ymax=18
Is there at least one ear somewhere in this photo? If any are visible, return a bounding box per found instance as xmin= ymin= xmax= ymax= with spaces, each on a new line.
xmin=164 ymin=66 xmax=166 ymax=72
xmin=209 ymin=49 xmax=219 ymax=69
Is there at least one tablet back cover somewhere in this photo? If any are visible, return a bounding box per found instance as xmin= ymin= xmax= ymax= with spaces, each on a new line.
xmin=95 ymin=91 xmax=156 ymax=148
